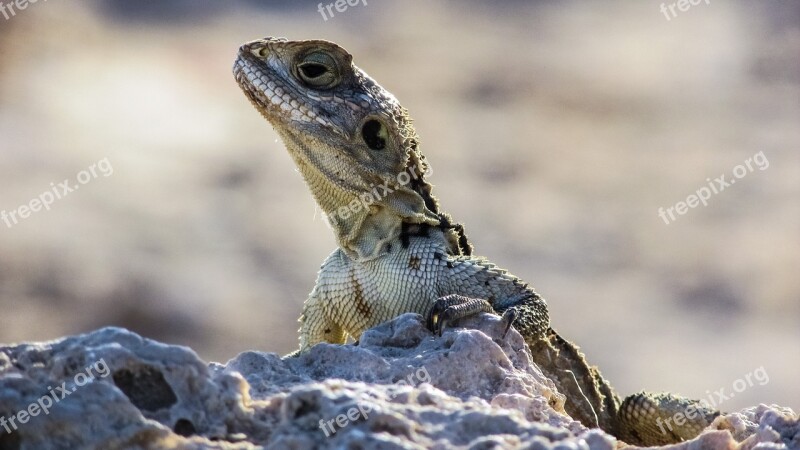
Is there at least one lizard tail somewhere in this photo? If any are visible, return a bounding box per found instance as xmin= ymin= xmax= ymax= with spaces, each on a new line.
xmin=528 ymin=328 xmax=621 ymax=434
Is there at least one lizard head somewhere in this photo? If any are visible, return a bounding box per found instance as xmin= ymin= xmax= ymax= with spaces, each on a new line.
xmin=234 ymin=37 xmax=446 ymax=260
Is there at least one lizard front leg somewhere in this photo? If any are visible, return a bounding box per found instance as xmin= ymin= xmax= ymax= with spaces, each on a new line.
xmin=297 ymin=291 xmax=347 ymax=353
xmin=432 ymin=255 xmax=550 ymax=340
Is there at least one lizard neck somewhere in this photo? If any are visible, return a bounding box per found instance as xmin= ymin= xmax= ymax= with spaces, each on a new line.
xmin=288 ymin=143 xmax=441 ymax=261
xmin=288 ymin=143 xmax=473 ymax=261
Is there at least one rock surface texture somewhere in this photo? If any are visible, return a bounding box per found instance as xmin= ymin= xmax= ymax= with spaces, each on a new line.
xmin=0 ymin=313 xmax=796 ymax=450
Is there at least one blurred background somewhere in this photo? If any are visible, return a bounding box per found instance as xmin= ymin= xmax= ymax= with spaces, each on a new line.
xmin=0 ymin=0 xmax=798 ymax=410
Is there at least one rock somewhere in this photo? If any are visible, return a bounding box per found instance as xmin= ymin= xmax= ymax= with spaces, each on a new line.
xmin=0 ymin=313 xmax=796 ymax=449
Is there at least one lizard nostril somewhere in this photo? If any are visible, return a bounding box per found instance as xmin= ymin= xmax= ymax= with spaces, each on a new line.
xmin=249 ymin=47 xmax=268 ymax=58
xmin=242 ymin=42 xmax=268 ymax=58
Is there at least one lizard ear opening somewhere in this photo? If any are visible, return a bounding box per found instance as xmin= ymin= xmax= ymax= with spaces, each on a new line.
xmin=362 ymin=119 xmax=387 ymax=150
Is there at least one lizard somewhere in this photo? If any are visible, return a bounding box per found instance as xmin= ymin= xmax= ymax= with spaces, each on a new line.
xmin=233 ymin=37 xmax=720 ymax=446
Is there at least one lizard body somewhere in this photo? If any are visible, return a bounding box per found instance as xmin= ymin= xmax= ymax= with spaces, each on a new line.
xmin=233 ymin=37 xmax=718 ymax=446
xmin=304 ymin=233 xmax=544 ymax=351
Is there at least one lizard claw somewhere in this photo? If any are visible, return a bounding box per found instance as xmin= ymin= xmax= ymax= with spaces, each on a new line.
xmin=427 ymin=295 xmax=460 ymax=336
xmin=426 ymin=294 xmax=495 ymax=337
xmin=500 ymin=307 xmax=517 ymax=339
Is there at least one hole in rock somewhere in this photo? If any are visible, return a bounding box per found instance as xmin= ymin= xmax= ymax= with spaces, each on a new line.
xmin=112 ymin=365 xmax=177 ymax=412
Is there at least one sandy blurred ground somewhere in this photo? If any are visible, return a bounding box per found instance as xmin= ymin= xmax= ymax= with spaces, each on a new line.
xmin=0 ymin=0 xmax=798 ymax=410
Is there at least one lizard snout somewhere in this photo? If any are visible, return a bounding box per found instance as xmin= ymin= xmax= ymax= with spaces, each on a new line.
xmin=239 ymin=41 xmax=268 ymax=59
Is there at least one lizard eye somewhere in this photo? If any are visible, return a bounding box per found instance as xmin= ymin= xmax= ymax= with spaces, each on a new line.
xmin=296 ymin=52 xmax=339 ymax=89
xmin=362 ymin=119 xmax=387 ymax=150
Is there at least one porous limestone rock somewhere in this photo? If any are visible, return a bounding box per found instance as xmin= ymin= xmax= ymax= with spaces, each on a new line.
xmin=0 ymin=313 xmax=796 ymax=449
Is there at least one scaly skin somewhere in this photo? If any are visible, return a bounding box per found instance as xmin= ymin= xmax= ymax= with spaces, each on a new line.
xmin=233 ymin=37 xmax=719 ymax=446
